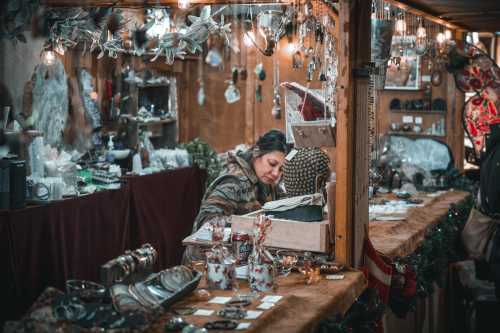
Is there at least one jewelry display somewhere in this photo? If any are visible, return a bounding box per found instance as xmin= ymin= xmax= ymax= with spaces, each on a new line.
xmin=65 ymin=280 xmax=106 ymax=303
xmin=204 ymin=320 xmax=238 ymax=330
xmin=165 ymin=316 xmax=189 ymax=331
xmin=217 ymin=306 xmax=247 ymax=320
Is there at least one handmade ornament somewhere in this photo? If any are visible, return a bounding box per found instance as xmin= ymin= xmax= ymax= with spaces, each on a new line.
xmin=197 ymin=82 xmax=205 ymax=106
xmin=248 ymin=215 xmax=275 ymax=292
xmin=292 ymin=50 xmax=304 ymax=69
xmin=256 ymin=85 xmax=263 ymax=103
xmin=255 ymin=63 xmax=266 ymax=81
xmin=205 ymin=220 xmax=236 ymax=290
xmin=224 ymin=80 xmax=240 ymax=104
xmin=205 ymin=48 xmax=223 ymax=67
xmin=272 ymin=53 xmax=281 ymax=119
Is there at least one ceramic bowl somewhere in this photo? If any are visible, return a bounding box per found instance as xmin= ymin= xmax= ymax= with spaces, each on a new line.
xmin=109 ymin=149 xmax=131 ymax=160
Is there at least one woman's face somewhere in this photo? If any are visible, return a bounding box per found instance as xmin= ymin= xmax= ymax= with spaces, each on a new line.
xmin=252 ymin=151 xmax=286 ymax=185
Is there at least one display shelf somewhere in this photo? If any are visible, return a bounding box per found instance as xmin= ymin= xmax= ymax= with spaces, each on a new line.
xmin=387 ymin=131 xmax=446 ymax=139
xmin=389 ymin=109 xmax=446 ymax=114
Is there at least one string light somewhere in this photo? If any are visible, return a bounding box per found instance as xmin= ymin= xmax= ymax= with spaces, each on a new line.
xmin=444 ymin=29 xmax=452 ymax=40
xmin=416 ymin=19 xmax=426 ymax=38
xmin=42 ymin=50 xmax=56 ymax=66
xmin=436 ymin=32 xmax=446 ymax=44
xmin=178 ymin=0 xmax=190 ymax=9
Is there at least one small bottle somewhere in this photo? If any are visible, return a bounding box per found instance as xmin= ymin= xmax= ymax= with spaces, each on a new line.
xmin=132 ymin=151 xmax=142 ymax=174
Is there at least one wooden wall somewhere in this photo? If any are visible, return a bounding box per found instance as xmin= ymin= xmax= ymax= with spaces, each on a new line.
xmin=177 ymin=37 xmax=324 ymax=152
xmin=376 ymin=58 xmax=465 ymax=170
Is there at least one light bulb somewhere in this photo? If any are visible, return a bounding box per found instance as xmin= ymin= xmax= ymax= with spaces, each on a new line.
xmin=243 ymin=31 xmax=255 ymax=47
xmin=178 ymin=0 xmax=190 ymax=9
xmin=395 ymin=19 xmax=406 ymax=35
xmin=416 ymin=25 xmax=426 ymax=38
xmin=444 ymin=29 xmax=452 ymax=40
xmin=472 ymin=32 xmax=479 ymax=44
xmin=286 ymin=42 xmax=298 ymax=54
xmin=42 ymin=50 xmax=56 ymax=66
xmin=436 ymin=32 xmax=446 ymax=44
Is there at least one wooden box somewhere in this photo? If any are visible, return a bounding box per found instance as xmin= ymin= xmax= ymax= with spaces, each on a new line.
xmin=230 ymin=210 xmax=330 ymax=253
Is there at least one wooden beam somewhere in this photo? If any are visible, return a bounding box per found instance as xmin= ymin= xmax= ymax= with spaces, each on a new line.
xmin=42 ymin=0 xmax=291 ymax=6
xmin=385 ymin=0 xmax=465 ymax=31
xmin=335 ymin=0 xmax=371 ymax=268
xmin=334 ymin=0 xmax=354 ymax=267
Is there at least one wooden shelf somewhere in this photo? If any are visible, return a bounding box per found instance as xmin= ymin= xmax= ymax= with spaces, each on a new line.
xmin=136 ymin=118 xmax=176 ymax=126
xmin=389 ymin=109 xmax=446 ymax=114
xmin=388 ymin=131 xmax=446 ymax=139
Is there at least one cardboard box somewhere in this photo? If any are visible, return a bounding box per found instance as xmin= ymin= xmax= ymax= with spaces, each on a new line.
xmin=230 ymin=210 xmax=330 ymax=253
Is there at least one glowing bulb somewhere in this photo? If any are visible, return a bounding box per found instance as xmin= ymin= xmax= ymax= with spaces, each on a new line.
xmin=178 ymin=0 xmax=190 ymax=9
xmin=436 ymin=32 xmax=446 ymax=44
xmin=42 ymin=50 xmax=56 ymax=66
xmin=444 ymin=29 xmax=452 ymax=40
xmin=416 ymin=25 xmax=426 ymax=38
xmin=395 ymin=19 xmax=406 ymax=35
xmin=286 ymin=42 xmax=298 ymax=54
xmin=243 ymin=31 xmax=255 ymax=47
xmin=472 ymin=32 xmax=479 ymax=44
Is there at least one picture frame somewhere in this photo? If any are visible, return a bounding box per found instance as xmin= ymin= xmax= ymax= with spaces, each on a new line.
xmin=384 ymin=36 xmax=421 ymax=90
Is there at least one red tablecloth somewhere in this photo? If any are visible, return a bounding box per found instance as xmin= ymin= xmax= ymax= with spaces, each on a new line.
xmin=0 ymin=167 xmax=205 ymax=323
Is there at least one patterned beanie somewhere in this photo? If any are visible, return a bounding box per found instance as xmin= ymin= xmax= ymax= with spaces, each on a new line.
xmin=283 ymin=147 xmax=331 ymax=197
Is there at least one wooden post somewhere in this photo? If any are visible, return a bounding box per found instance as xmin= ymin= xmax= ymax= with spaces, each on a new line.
xmin=335 ymin=0 xmax=371 ymax=268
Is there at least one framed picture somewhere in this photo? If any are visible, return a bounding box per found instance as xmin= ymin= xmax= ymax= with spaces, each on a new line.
xmin=384 ymin=36 xmax=421 ymax=90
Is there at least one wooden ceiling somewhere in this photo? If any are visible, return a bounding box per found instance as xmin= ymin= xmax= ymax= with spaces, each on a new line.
xmin=396 ymin=0 xmax=500 ymax=32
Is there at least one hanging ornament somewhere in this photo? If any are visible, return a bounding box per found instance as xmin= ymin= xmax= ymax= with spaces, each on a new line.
xmin=255 ymin=63 xmax=266 ymax=81
xmin=256 ymin=85 xmax=263 ymax=103
xmin=224 ymin=80 xmax=240 ymax=104
xmin=239 ymin=68 xmax=248 ymax=80
xmin=197 ymin=56 xmax=205 ymax=106
xmin=232 ymin=66 xmax=239 ymax=84
xmin=272 ymin=50 xmax=281 ymax=119
xmin=197 ymin=81 xmax=206 ymax=106
xmin=293 ymin=50 xmax=304 ymax=68
xmin=205 ymin=47 xmax=223 ymax=67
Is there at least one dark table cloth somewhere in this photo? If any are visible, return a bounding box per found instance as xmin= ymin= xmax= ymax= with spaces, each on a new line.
xmin=0 ymin=167 xmax=205 ymax=324
xmin=5 ymin=188 xmax=130 ymax=321
xmin=127 ymin=167 xmax=205 ymax=270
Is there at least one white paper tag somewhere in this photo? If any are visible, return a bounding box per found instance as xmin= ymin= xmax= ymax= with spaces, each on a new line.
xmin=261 ymin=295 xmax=283 ymax=303
xmin=208 ymin=296 xmax=232 ymax=304
xmin=402 ymin=115 xmax=414 ymax=124
xmin=193 ymin=309 xmax=215 ymax=316
xmin=285 ymin=149 xmax=298 ymax=161
xmin=257 ymin=302 xmax=275 ymax=310
xmin=245 ymin=310 xmax=263 ymax=319
xmin=236 ymin=322 xmax=252 ymax=330
xmin=415 ymin=116 xmax=423 ymax=125
xmin=326 ymin=274 xmax=345 ymax=280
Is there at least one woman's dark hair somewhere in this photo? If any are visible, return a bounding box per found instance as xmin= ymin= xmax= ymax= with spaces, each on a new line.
xmin=255 ymin=129 xmax=290 ymax=156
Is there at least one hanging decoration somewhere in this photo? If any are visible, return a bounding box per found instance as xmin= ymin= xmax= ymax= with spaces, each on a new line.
xmin=255 ymin=62 xmax=266 ymax=103
xmin=449 ymin=42 xmax=500 ymax=153
xmin=197 ymin=55 xmax=205 ymax=107
xmin=272 ymin=48 xmax=281 ymax=119
xmin=43 ymin=5 xmax=231 ymax=65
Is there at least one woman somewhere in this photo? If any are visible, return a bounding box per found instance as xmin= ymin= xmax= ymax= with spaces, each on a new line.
xmin=183 ymin=129 xmax=289 ymax=263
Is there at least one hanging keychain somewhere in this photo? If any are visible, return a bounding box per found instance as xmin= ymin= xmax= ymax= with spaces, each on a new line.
xmin=271 ymin=45 xmax=281 ymax=119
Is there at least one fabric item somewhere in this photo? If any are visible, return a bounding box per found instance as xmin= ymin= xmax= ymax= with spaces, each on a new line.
xmin=192 ymin=153 xmax=275 ymax=233
xmin=452 ymin=43 xmax=500 ymax=151
xmin=488 ymin=224 xmax=500 ymax=300
xmin=0 ymin=167 xmax=205 ymax=323
xmin=283 ymin=147 xmax=330 ymax=197
xmin=363 ymin=237 xmax=393 ymax=304
xmin=480 ymin=126 xmax=500 ymax=218
xmin=263 ymin=193 xmax=323 ymax=212
xmin=3 ymin=188 xmax=130 ymax=323
xmin=128 ymin=167 xmax=205 ymax=270
xmin=30 ymin=59 xmax=69 ymax=146
xmin=461 ymin=207 xmax=498 ymax=261
xmin=369 ymin=190 xmax=470 ymax=259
